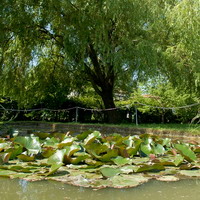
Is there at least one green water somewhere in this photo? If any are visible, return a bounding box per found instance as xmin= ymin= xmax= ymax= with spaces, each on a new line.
xmin=0 ymin=178 xmax=199 ymax=200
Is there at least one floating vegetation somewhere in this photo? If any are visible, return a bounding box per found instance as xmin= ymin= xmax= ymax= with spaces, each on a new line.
xmin=0 ymin=130 xmax=199 ymax=189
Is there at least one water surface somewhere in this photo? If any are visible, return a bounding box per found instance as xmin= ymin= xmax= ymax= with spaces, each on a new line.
xmin=0 ymin=178 xmax=199 ymax=200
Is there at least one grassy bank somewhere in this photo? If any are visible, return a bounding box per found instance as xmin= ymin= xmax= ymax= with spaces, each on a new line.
xmin=2 ymin=121 xmax=199 ymax=135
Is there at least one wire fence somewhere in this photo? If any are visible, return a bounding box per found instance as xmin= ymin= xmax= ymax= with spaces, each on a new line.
xmin=0 ymin=102 xmax=199 ymax=124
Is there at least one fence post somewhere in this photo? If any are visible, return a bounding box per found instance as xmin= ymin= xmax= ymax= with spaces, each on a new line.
xmin=134 ymin=102 xmax=138 ymax=126
xmin=75 ymin=107 xmax=79 ymax=123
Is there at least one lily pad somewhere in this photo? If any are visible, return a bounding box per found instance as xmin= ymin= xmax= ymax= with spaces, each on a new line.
xmin=47 ymin=149 xmax=66 ymax=165
xmin=84 ymin=131 xmax=101 ymax=145
xmin=178 ymin=170 xmax=200 ymax=177
xmin=111 ymin=156 xmax=132 ymax=166
xmin=57 ymin=137 xmax=74 ymax=149
xmin=47 ymin=163 xmax=64 ymax=176
xmin=100 ymin=167 xmax=121 ymax=178
xmin=14 ymin=136 xmax=41 ymax=155
xmin=17 ymin=154 xmax=35 ymax=162
xmin=156 ymin=175 xmax=179 ymax=182
xmin=110 ymin=174 xmax=150 ymax=188
xmin=140 ymin=144 xmax=152 ymax=156
xmin=175 ymin=144 xmax=197 ymax=162
xmin=136 ymin=164 xmax=165 ymax=173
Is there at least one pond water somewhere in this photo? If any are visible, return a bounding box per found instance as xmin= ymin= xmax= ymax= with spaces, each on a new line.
xmin=0 ymin=178 xmax=199 ymax=200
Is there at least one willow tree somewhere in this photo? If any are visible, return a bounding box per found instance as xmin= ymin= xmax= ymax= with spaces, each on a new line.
xmin=153 ymin=0 xmax=200 ymax=96
xmin=0 ymin=0 xmax=199 ymax=122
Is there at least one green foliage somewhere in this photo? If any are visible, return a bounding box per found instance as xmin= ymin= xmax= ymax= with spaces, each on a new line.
xmin=1 ymin=0 xmax=199 ymax=118
xmin=120 ymin=81 xmax=199 ymax=123
xmin=0 ymin=130 xmax=199 ymax=188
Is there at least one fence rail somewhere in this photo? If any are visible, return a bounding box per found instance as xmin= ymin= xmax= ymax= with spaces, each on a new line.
xmin=0 ymin=102 xmax=199 ymax=124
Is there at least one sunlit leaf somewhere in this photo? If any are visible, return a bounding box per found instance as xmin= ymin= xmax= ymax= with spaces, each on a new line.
xmin=175 ymin=144 xmax=197 ymax=162
xmin=65 ymin=145 xmax=81 ymax=157
xmin=120 ymin=165 xmax=139 ymax=174
xmin=0 ymin=143 xmax=10 ymax=152
xmin=110 ymin=174 xmax=150 ymax=188
xmin=84 ymin=131 xmax=101 ymax=145
xmin=100 ymin=167 xmax=121 ymax=178
xmin=46 ymin=163 xmax=63 ymax=176
xmin=43 ymin=137 xmax=59 ymax=147
xmin=85 ymin=159 xmax=104 ymax=166
xmin=112 ymin=156 xmax=132 ymax=166
xmin=140 ymin=143 xmax=152 ymax=156
xmin=0 ymin=169 xmax=17 ymax=177
xmin=162 ymin=138 xmax=172 ymax=147
xmin=47 ymin=149 xmax=66 ymax=165
xmin=57 ymin=137 xmax=74 ymax=149
xmin=153 ymin=144 xmax=166 ymax=155
xmin=14 ymin=136 xmax=41 ymax=155
xmin=173 ymin=154 xmax=184 ymax=166
xmin=179 ymin=170 xmax=200 ymax=177
xmin=0 ymin=152 xmax=11 ymax=164
xmin=156 ymin=175 xmax=179 ymax=182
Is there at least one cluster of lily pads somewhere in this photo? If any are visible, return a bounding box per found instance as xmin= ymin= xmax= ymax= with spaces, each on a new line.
xmin=0 ymin=130 xmax=199 ymax=188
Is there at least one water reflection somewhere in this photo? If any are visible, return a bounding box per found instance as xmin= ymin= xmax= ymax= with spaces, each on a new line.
xmin=0 ymin=178 xmax=199 ymax=200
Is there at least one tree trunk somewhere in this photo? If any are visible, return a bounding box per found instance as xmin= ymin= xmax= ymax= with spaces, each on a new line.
xmin=101 ymin=88 xmax=118 ymax=123
xmin=85 ymin=43 xmax=121 ymax=123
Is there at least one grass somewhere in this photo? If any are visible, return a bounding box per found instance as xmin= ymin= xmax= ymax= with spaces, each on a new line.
xmin=1 ymin=121 xmax=200 ymax=135
xmin=63 ymin=122 xmax=200 ymax=135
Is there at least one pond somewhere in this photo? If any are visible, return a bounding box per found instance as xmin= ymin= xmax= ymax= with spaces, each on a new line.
xmin=0 ymin=178 xmax=199 ymax=200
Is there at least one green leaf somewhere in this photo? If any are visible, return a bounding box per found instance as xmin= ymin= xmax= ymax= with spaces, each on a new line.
xmin=14 ymin=136 xmax=41 ymax=155
xmin=0 ymin=169 xmax=17 ymax=177
xmin=127 ymin=139 xmax=142 ymax=157
xmin=85 ymin=159 xmax=104 ymax=166
xmin=179 ymin=170 xmax=200 ymax=177
xmin=111 ymin=156 xmax=132 ymax=166
xmin=33 ymin=132 xmax=51 ymax=139
xmin=0 ymin=153 xmax=11 ymax=164
xmin=47 ymin=149 xmax=66 ymax=165
xmin=173 ymin=154 xmax=184 ymax=166
xmin=100 ymin=167 xmax=121 ymax=178
xmin=98 ymin=149 xmax=118 ymax=162
xmin=65 ymin=145 xmax=81 ymax=157
xmin=120 ymin=165 xmax=140 ymax=174
xmin=84 ymin=131 xmax=101 ymax=145
xmin=41 ymin=147 xmax=56 ymax=158
xmin=70 ymin=155 xmax=89 ymax=165
xmin=85 ymin=143 xmax=109 ymax=156
xmin=140 ymin=143 xmax=152 ymax=156
xmin=156 ymin=175 xmax=179 ymax=182
xmin=136 ymin=164 xmax=165 ymax=173
xmin=17 ymin=154 xmax=35 ymax=162
xmin=0 ymin=143 xmax=10 ymax=152
xmin=175 ymin=144 xmax=197 ymax=162
xmin=76 ymin=130 xmax=93 ymax=141
xmin=153 ymin=144 xmax=166 ymax=155
xmin=46 ymin=163 xmax=63 ymax=176
xmin=43 ymin=137 xmax=59 ymax=147
xmin=110 ymin=174 xmax=150 ymax=188
xmin=162 ymin=138 xmax=172 ymax=147
xmin=57 ymin=137 xmax=74 ymax=149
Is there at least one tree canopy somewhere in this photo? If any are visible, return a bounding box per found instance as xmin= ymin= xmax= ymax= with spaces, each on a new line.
xmin=0 ymin=0 xmax=199 ymax=122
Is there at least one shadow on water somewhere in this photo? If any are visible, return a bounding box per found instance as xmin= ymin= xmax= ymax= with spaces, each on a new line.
xmin=0 ymin=178 xmax=199 ymax=200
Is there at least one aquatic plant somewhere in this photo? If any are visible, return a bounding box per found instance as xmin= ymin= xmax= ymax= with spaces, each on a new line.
xmin=0 ymin=130 xmax=199 ymax=188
